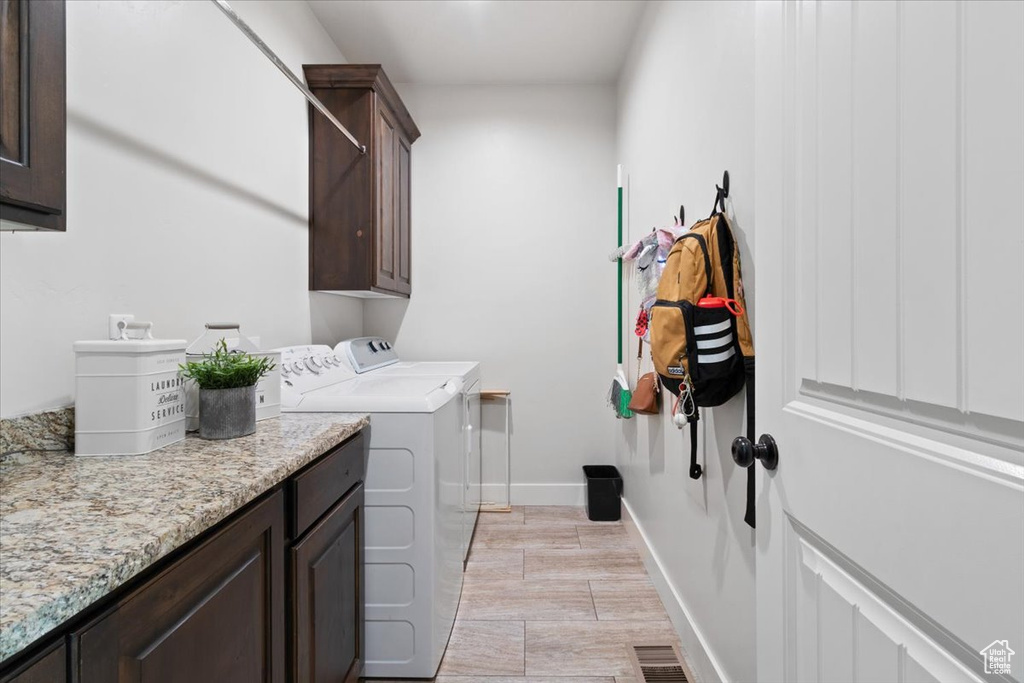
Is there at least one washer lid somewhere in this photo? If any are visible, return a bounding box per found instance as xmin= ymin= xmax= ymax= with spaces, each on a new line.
xmin=372 ymin=361 xmax=481 ymax=388
xmin=288 ymin=375 xmax=459 ymax=413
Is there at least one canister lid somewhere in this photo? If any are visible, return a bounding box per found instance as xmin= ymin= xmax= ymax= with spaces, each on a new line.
xmin=74 ymin=339 xmax=187 ymax=353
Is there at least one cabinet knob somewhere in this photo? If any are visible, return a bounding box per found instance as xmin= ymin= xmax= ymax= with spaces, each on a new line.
xmin=731 ymin=434 xmax=779 ymax=471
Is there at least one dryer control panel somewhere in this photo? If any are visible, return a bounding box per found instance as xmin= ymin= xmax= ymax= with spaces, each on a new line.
xmin=335 ymin=337 xmax=400 ymax=374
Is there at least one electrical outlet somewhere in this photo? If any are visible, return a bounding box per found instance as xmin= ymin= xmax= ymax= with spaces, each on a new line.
xmin=108 ymin=313 xmax=134 ymax=340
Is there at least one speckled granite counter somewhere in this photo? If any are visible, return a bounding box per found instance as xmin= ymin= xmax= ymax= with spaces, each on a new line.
xmin=0 ymin=412 xmax=369 ymax=663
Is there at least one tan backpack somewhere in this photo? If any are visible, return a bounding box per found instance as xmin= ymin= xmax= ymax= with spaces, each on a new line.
xmin=651 ymin=212 xmax=753 ymax=399
xmin=649 ymin=181 xmax=757 ymax=526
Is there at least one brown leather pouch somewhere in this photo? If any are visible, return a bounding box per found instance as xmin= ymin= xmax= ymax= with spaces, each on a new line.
xmin=628 ymin=372 xmax=662 ymax=415
xmin=628 ymin=338 xmax=661 ymax=415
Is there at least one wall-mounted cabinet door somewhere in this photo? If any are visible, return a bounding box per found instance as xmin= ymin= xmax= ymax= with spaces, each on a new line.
xmin=374 ymin=106 xmax=398 ymax=294
xmin=75 ymin=491 xmax=286 ymax=683
xmin=395 ymin=134 xmax=412 ymax=295
xmin=0 ymin=0 xmax=65 ymax=230
xmin=373 ymin=103 xmax=411 ymax=296
xmin=291 ymin=484 xmax=364 ymax=683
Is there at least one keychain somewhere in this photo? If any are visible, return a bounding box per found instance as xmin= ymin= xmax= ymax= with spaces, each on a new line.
xmin=672 ymin=370 xmax=695 ymax=428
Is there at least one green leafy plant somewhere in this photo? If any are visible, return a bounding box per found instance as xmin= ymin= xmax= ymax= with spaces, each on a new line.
xmin=179 ymin=339 xmax=275 ymax=390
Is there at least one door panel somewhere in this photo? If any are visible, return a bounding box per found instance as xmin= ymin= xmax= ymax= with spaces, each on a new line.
xmin=1 ymin=641 xmax=65 ymax=683
xmin=961 ymin=2 xmax=1024 ymax=422
xmin=75 ymin=491 xmax=285 ymax=682
xmin=0 ymin=0 xmax=24 ymax=164
xmin=375 ymin=107 xmax=397 ymax=292
xmin=791 ymin=520 xmax=982 ymax=682
xmin=397 ymin=135 xmax=412 ymax=294
xmin=136 ymin=552 xmax=265 ymax=682
xmin=900 ymin=0 xmax=959 ymax=409
xmin=755 ymin=2 xmax=1023 ymax=681
xmin=0 ymin=0 xmax=65 ymax=229
xmin=849 ymin=0 xmax=900 ymax=397
xmin=292 ymin=484 xmax=364 ymax=683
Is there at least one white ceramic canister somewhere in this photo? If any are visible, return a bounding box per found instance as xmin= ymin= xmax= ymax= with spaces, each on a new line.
xmin=184 ymin=323 xmax=281 ymax=432
xmin=74 ymin=323 xmax=187 ymax=456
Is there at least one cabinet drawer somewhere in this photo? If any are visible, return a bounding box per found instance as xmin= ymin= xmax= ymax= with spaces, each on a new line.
xmin=291 ymin=432 xmax=365 ymax=539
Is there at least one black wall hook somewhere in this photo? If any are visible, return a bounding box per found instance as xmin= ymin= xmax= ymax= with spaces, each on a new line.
xmin=709 ymin=170 xmax=730 ymax=218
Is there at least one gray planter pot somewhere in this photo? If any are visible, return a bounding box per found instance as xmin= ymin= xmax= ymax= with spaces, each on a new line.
xmin=199 ymin=385 xmax=256 ymax=440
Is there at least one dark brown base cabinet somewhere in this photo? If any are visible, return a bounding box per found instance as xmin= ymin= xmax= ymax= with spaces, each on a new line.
xmin=292 ymin=484 xmax=364 ymax=683
xmin=0 ymin=643 xmax=65 ymax=683
xmin=75 ymin=490 xmax=287 ymax=683
xmin=0 ymin=432 xmax=367 ymax=683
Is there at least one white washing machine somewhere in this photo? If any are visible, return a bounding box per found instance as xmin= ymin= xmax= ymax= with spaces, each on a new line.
xmin=276 ymin=344 xmax=466 ymax=679
xmin=335 ymin=337 xmax=482 ymax=563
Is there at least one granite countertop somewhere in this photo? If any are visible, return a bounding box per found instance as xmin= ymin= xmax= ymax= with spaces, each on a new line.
xmin=0 ymin=412 xmax=369 ymax=663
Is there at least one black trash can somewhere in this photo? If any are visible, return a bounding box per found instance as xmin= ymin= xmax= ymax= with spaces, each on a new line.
xmin=583 ymin=465 xmax=623 ymax=521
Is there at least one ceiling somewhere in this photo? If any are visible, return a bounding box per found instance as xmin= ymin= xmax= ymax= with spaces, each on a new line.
xmin=307 ymin=0 xmax=647 ymax=85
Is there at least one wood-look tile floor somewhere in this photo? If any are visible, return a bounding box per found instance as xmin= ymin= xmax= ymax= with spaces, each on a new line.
xmin=363 ymin=505 xmax=680 ymax=683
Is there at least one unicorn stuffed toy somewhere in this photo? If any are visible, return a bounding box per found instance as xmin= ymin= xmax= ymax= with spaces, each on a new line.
xmin=610 ymin=225 xmax=681 ymax=340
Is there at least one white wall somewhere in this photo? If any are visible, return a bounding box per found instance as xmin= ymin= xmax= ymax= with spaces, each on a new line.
xmin=363 ymin=84 xmax=618 ymax=504
xmin=615 ymin=2 xmax=756 ymax=681
xmin=0 ymin=0 xmax=362 ymax=417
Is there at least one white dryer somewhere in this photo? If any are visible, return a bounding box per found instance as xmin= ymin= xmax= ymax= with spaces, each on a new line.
xmin=276 ymin=344 xmax=463 ymax=679
xmin=335 ymin=337 xmax=483 ymax=563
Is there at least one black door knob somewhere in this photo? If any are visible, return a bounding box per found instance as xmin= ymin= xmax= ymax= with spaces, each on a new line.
xmin=732 ymin=434 xmax=779 ymax=470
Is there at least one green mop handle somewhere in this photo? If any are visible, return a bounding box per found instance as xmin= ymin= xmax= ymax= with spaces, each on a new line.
xmin=617 ymin=164 xmax=623 ymax=365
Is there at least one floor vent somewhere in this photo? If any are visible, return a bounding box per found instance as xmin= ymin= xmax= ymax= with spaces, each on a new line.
xmin=627 ymin=643 xmax=691 ymax=682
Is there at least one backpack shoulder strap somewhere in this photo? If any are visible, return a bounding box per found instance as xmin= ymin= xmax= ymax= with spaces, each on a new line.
xmin=689 ymin=410 xmax=702 ymax=480
xmin=743 ymin=358 xmax=756 ymax=528
xmin=713 ymin=214 xmax=736 ymax=299
xmin=676 ymin=231 xmax=714 ymax=299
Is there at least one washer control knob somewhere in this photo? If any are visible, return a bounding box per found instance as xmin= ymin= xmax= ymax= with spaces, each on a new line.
xmin=304 ymin=357 xmax=321 ymax=374
xmin=291 ymin=361 xmax=305 ymax=373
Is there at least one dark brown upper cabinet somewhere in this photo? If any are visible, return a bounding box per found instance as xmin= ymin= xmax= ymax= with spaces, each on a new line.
xmin=0 ymin=0 xmax=66 ymax=231
xmin=304 ymin=64 xmax=419 ymax=297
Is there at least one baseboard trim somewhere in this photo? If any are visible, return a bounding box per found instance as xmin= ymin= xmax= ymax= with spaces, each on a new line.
xmin=480 ymin=483 xmax=586 ymax=506
xmin=621 ymin=497 xmax=728 ymax=683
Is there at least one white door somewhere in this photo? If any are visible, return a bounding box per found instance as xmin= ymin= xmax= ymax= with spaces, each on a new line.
xmin=754 ymin=1 xmax=1024 ymax=681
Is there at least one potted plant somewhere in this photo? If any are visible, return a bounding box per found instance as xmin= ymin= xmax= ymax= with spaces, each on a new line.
xmin=179 ymin=339 xmax=275 ymax=440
